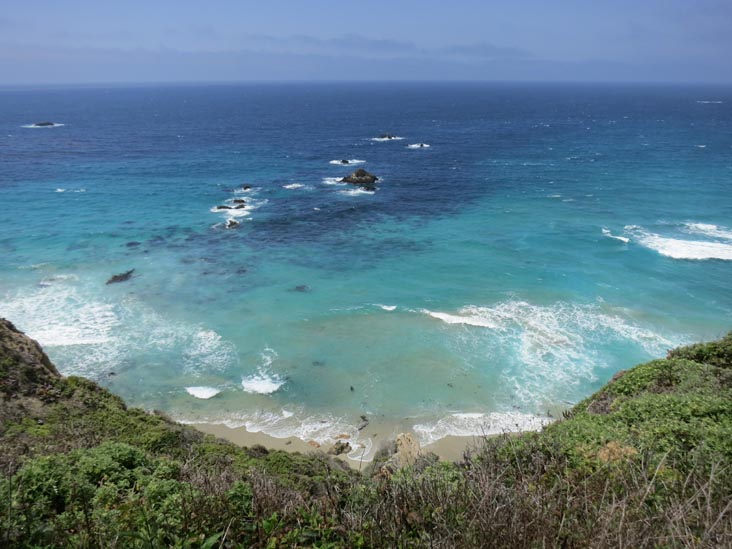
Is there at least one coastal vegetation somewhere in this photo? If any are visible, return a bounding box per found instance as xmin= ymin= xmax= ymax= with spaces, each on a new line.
xmin=1 ymin=317 xmax=731 ymax=547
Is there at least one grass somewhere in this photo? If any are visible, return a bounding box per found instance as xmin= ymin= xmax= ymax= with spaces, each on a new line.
xmin=1 ymin=318 xmax=731 ymax=547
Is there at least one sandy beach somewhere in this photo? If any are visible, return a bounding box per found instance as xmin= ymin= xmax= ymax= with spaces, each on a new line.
xmin=191 ymin=422 xmax=479 ymax=469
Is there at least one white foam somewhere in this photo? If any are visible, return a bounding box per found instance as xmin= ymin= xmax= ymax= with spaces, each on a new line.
xmin=282 ymin=183 xmax=305 ymax=190
xmin=422 ymin=300 xmax=678 ymax=404
xmin=423 ymin=308 xmax=499 ymax=328
xmin=414 ymin=411 xmax=551 ymax=446
xmin=683 ymin=222 xmax=732 ymax=241
xmin=696 ymin=145 xmax=707 ymax=149
xmin=179 ymin=409 xmax=374 ymax=461
xmin=185 ymin=386 xmax=222 ymax=399
xmin=55 ymin=188 xmax=86 ymax=193
xmin=329 ymin=159 xmax=366 ymax=165
xmin=322 ymin=177 xmax=346 ymax=186
xmin=696 ymin=100 xmax=723 ymax=104
xmin=21 ymin=123 xmax=65 ymax=128
xmin=602 ymin=228 xmax=630 ymax=243
xmin=628 ymin=227 xmax=732 ymax=260
xmin=337 ymin=188 xmax=375 ymax=196
xmin=0 ymin=284 xmax=118 ymax=346
xmin=211 ymin=198 xmax=268 ymax=218
xmin=407 ymin=143 xmax=430 ymax=149
xmin=233 ymin=186 xmax=258 ymax=194
xmin=0 ymin=280 xmax=238 ymax=378
xmin=377 ymin=304 xmax=397 ymax=311
xmin=241 ymin=348 xmax=286 ymax=394
xmin=184 ymin=329 xmax=237 ymax=373
xmin=371 ymin=136 xmax=404 ymax=141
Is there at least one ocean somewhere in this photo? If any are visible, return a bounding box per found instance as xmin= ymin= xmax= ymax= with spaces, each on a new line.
xmin=1 ymin=82 xmax=731 ymax=460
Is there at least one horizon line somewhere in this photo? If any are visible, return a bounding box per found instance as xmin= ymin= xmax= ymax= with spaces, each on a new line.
xmin=2 ymin=78 xmax=732 ymax=92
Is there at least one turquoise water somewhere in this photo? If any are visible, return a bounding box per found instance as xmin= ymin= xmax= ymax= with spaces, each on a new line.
xmin=1 ymin=83 xmax=731 ymax=458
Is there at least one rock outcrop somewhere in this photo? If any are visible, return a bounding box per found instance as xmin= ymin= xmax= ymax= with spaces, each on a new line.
xmin=106 ymin=269 xmax=135 ymax=285
xmin=328 ymin=440 xmax=352 ymax=456
xmin=0 ymin=319 xmax=60 ymax=427
xmin=341 ymin=168 xmax=379 ymax=190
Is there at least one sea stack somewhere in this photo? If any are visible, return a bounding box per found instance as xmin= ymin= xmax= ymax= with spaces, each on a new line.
xmin=341 ymin=168 xmax=379 ymax=190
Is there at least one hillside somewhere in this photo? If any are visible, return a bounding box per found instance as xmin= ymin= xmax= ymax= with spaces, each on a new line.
xmin=1 ymin=317 xmax=731 ymax=547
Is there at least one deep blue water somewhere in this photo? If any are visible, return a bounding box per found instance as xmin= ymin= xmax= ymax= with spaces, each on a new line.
xmin=1 ymin=83 xmax=731 ymax=458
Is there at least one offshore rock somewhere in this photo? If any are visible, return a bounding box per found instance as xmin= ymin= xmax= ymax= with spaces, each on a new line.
xmin=106 ymin=269 xmax=135 ymax=285
xmin=341 ymin=168 xmax=379 ymax=189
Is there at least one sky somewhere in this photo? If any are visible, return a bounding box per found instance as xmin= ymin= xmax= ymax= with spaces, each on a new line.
xmin=1 ymin=0 xmax=731 ymax=85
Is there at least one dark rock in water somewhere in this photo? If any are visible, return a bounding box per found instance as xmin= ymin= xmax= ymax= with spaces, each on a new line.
xmin=225 ymin=219 xmax=240 ymax=229
xmin=242 ymin=185 xmax=252 ymax=191
xmin=312 ymin=360 xmax=325 ymax=367
xmin=357 ymin=415 xmax=370 ymax=431
xmin=340 ymin=159 xmax=350 ymax=164
xmin=328 ymin=440 xmax=352 ymax=456
xmin=293 ymin=285 xmax=311 ymax=293
xmin=235 ymin=267 xmax=248 ymax=274
xmin=350 ymin=386 xmax=355 ymax=392
xmin=234 ymin=204 xmax=246 ymax=209
xmin=379 ymin=133 xmax=396 ymax=139
xmin=125 ymin=241 xmax=141 ymax=247
xmin=232 ymin=198 xmax=246 ymax=204
xmin=33 ymin=121 xmax=55 ymax=127
xmin=216 ymin=205 xmax=232 ymax=210
xmin=106 ymin=269 xmax=135 ymax=285
xmin=341 ymin=168 xmax=379 ymax=189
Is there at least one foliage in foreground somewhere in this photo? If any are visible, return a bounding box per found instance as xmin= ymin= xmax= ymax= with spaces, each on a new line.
xmin=1 ymin=319 xmax=731 ymax=547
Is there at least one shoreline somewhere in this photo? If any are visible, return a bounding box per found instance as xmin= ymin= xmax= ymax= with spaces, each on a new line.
xmin=191 ymin=421 xmax=490 ymax=468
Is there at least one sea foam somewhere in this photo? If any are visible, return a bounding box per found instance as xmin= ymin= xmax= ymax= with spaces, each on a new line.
xmin=602 ymin=228 xmax=630 ymax=243
xmin=0 ymin=278 xmax=238 ymax=378
xmin=338 ymin=188 xmax=375 ymax=196
xmin=241 ymin=348 xmax=286 ymax=394
xmin=414 ymin=411 xmax=551 ymax=446
xmin=371 ymin=136 xmax=404 ymax=142
xmin=179 ymin=408 xmax=375 ymax=461
xmin=683 ymin=222 xmax=732 ymax=241
xmin=322 ymin=177 xmax=346 ymax=186
xmin=422 ymin=300 xmax=679 ymax=404
xmin=628 ymin=226 xmax=732 ymax=260
xmin=329 ymin=159 xmax=366 ymax=165
xmin=21 ymin=123 xmax=65 ymax=128
xmin=185 ymin=386 xmax=222 ymax=399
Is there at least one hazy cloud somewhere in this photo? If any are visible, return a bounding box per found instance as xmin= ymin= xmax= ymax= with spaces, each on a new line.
xmin=441 ymin=42 xmax=533 ymax=60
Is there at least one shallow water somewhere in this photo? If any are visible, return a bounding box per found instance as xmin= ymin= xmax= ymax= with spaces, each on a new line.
xmin=1 ymin=82 xmax=731 ymax=459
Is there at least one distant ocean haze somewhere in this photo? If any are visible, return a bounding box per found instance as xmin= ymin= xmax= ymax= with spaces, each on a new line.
xmin=1 ymin=82 xmax=730 ymax=460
